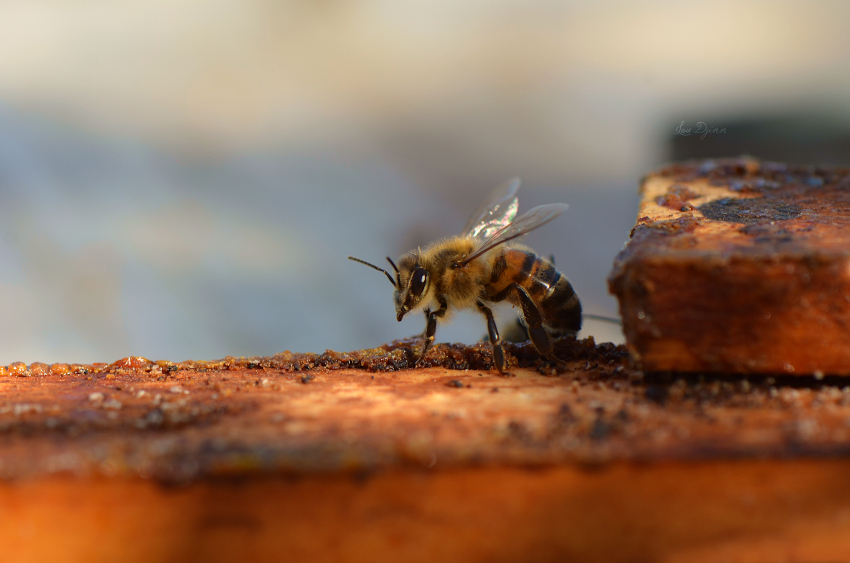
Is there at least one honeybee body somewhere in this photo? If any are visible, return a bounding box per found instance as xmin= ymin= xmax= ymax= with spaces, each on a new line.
xmin=350 ymin=178 xmax=580 ymax=373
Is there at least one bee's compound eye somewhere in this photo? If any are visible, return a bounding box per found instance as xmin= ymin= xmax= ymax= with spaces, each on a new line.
xmin=409 ymin=267 xmax=428 ymax=298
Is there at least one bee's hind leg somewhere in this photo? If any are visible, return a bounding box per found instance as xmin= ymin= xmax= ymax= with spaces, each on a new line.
xmin=477 ymin=301 xmax=506 ymax=374
xmin=414 ymin=296 xmax=448 ymax=366
xmin=512 ymin=283 xmax=562 ymax=366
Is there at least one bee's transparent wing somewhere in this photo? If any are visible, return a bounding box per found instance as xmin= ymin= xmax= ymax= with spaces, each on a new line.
xmin=461 ymin=203 xmax=568 ymax=265
xmin=463 ymin=177 xmax=521 ymax=241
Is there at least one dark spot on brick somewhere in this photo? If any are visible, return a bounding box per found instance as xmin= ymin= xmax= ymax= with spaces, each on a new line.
xmin=699 ymin=197 xmax=800 ymax=225
xmin=301 ymin=374 xmax=315 ymax=384
xmin=646 ymin=386 xmax=669 ymax=405
xmin=507 ymin=420 xmax=532 ymax=443
xmin=590 ymin=418 xmax=611 ymax=441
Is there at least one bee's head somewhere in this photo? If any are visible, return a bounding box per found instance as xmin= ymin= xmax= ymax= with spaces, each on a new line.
xmin=347 ymin=253 xmax=429 ymax=322
xmin=394 ymin=253 xmax=430 ymax=322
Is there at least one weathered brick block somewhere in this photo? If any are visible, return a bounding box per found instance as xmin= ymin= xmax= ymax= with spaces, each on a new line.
xmin=609 ymin=157 xmax=850 ymax=374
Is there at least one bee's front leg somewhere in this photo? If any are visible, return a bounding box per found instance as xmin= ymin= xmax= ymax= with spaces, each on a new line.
xmin=415 ymin=296 xmax=447 ymax=366
xmin=416 ymin=311 xmax=430 ymax=340
xmin=477 ymin=301 xmax=506 ymax=374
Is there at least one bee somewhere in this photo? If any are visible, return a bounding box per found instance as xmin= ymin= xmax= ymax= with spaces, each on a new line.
xmin=348 ymin=178 xmax=581 ymax=373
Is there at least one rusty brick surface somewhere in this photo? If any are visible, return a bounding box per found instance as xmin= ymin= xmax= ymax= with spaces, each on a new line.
xmin=3 ymin=341 xmax=850 ymax=561
xmin=2 ymin=339 xmax=850 ymax=481
xmin=609 ymin=157 xmax=850 ymax=375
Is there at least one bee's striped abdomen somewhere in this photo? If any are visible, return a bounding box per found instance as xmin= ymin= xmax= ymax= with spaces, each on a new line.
xmin=485 ymin=249 xmax=582 ymax=335
xmin=539 ymin=271 xmax=582 ymax=335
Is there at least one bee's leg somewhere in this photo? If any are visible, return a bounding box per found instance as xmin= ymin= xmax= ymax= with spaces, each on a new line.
xmin=418 ymin=310 xmax=430 ymax=339
xmin=476 ymin=301 xmax=506 ymax=374
xmin=415 ymin=296 xmax=448 ymax=366
xmin=512 ymin=283 xmax=559 ymax=363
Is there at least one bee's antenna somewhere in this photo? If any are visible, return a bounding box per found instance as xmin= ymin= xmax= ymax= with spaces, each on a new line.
xmin=386 ymin=257 xmax=399 ymax=274
xmin=583 ymin=314 xmax=622 ymax=326
xmin=348 ymin=256 xmax=397 ymax=287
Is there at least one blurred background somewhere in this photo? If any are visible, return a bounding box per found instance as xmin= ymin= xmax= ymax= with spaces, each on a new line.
xmin=1 ymin=0 xmax=849 ymax=364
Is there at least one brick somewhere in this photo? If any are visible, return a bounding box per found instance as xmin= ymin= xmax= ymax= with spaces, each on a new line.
xmin=2 ymin=342 xmax=850 ymax=560
xmin=609 ymin=157 xmax=850 ymax=374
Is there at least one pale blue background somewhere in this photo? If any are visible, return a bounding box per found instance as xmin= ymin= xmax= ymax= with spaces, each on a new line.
xmin=0 ymin=1 xmax=848 ymax=363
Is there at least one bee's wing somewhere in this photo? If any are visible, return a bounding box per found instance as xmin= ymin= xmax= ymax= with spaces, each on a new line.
xmin=461 ymin=203 xmax=568 ymax=265
xmin=463 ymin=177 xmax=521 ymax=241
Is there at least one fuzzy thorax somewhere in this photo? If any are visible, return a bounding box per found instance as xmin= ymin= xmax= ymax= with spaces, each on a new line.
xmin=394 ymin=236 xmax=494 ymax=320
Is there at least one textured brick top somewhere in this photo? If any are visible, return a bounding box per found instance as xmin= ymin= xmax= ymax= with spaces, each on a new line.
xmin=3 ymin=338 xmax=850 ymax=483
xmin=609 ymin=157 xmax=850 ymax=374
